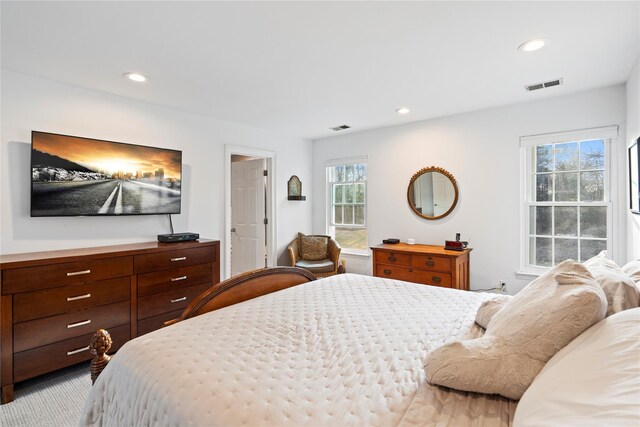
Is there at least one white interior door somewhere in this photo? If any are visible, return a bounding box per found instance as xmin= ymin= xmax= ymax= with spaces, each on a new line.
xmin=432 ymin=172 xmax=453 ymax=217
xmin=231 ymin=158 xmax=266 ymax=276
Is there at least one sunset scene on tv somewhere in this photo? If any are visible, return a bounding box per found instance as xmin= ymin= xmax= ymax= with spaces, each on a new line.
xmin=31 ymin=132 xmax=181 ymax=216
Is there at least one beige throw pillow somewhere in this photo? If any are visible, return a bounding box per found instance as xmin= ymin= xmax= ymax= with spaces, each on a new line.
xmin=298 ymin=233 xmax=330 ymax=261
xmin=584 ymin=251 xmax=639 ymax=316
xmin=621 ymin=260 xmax=640 ymax=284
xmin=474 ymin=295 xmax=511 ymax=329
xmin=425 ymin=260 xmax=607 ymax=400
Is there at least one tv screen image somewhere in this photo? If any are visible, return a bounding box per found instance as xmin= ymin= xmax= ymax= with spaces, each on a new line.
xmin=31 ymin=131 xmax=182 ymax=216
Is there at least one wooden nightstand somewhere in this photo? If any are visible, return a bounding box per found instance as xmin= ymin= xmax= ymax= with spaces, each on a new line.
xmin=370 ymin=243 xmax=471 ymax=290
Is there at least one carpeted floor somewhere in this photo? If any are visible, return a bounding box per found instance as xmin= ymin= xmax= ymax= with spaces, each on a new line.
xmin=0 ymin=362 xmax=90 ymax=427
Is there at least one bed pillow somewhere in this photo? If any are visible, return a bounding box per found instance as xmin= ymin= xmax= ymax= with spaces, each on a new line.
xmin=621 ymin=260 xmax=640 ymax=284
xmin=474 ymin=295 xmax=511 ymax=329
xmin=425 ymin=260 xmax=607 ymax=400
xmin=298 ymin=233 xmax=330 ymax=261
xmin=584 ymin=251 xmax=639 ymax=315
xmin=513 ymin=308 xmax=640 ymax=427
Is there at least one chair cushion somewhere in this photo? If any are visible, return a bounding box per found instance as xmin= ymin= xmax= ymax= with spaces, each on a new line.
xmin=295 ymin=259 xmax=335 ymax=273
xmin=298 ymin=233 xmax=330 ymax=261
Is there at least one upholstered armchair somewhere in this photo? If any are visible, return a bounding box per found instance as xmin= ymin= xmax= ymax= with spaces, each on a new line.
xmin=288 ymin=233 xmax=341 ymax=278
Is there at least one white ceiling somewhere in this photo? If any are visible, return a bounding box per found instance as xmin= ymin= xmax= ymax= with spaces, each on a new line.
xmin=2 ymin=1 xmax=638 ymax=140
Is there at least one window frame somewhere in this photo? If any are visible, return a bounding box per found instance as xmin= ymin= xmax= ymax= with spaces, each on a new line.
xmin=326 ymin=156 xmax=368 ymax=256
xmin=519 ymin=126 xmax=618 ymax=277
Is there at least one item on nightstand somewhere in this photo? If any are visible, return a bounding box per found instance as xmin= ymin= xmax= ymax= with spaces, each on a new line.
xmin=445 ymin=232 xmax=468 ymax=251
xmin=382 ymin=238 xmax=400 ymax=244
xmin=158 ymin=232 xmax=199 ymax=243
xmin=406 ymin=238 xmax=416 ymax=245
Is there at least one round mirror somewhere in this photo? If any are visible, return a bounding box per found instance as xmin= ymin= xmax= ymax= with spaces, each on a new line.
xmin=407 ymin=167 xmax=459 ymax=220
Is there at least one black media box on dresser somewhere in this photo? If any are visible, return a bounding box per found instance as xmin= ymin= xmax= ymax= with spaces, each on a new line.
xmin=0 ymin=239 xmax=220 ymax=404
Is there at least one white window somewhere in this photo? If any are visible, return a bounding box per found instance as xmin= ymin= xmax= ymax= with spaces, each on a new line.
xmin=326 ymin=158 xmax=367 ymax=254
xmin=521 ymin=126 xmax=618 ymax=273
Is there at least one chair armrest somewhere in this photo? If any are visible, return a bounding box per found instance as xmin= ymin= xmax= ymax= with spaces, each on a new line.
xmin=287 ymin=240 xmax=299 ymax=266
xmin=328 ymin=239 xmax=341 ymax=265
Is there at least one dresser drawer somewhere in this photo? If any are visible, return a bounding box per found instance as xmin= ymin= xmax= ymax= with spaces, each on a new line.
xmin=13 ymin=276 xmax=130 ymax=323
xmin=137 ymin=309 xmax=184 ymax=336
xmin=374 ymin=251 xmax=411 ymax=266
xmin=13 ymin=301 xmax=130 ymax=353
xmin=2 ymin=256 xmax=133 ymax=294
xmin=138 ymin=282 xmax=210 ymax=320
xmin=138 ymin=263 xmax=212 ymax=298
xmin=13 ymin=324 xmax=130 ymax=383
xmin=375 ymin=264 xmax=415 ymax=282
xmin=135 ymin=247 xmax=214 ymax=274
xmin=413 ymin=271 xmax=452 ymax=288
xmin=411 ymin=254 xmax=451 ymax=273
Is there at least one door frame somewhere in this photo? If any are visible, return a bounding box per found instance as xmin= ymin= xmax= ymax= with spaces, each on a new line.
xmin=224 ymin=144 xmax=276 ymax=280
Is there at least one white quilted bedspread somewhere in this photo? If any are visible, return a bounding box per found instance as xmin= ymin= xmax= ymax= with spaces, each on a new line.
xmin=81 ymin=274 xmax=508 ymax=427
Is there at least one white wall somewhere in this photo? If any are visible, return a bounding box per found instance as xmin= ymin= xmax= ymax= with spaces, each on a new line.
xmin=312 ymin=85 xmax=627 ymax=294
xmin=0 ymin=70 xmax=313 ymax=273
xmin=627 ymin=56 xmax=640 ymax=260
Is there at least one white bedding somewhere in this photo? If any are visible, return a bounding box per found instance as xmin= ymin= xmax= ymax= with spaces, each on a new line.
xmin=81 ymin=273 xmax=513 ymax=427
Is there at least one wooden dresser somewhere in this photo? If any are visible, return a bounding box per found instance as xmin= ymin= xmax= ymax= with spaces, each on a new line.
xmin=0 ymin=239 xmax=219 ymax=403
xmin=371 ymin=243 xmax=471 ymax=290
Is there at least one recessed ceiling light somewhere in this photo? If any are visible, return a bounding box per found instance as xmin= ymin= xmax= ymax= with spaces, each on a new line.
xmin=396 ymin=107 xmax=410 ymax=115
xmin=123 ymin=72 xmax=148 ymax=82
xmin=518 ymin=39 xmax=549 ymax=52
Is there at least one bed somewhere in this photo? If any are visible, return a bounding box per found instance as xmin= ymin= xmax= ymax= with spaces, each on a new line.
xmin=80 ymin=269 xmax=516 ymax=426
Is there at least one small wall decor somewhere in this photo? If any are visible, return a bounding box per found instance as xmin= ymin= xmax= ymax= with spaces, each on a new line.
xmin=630 ymin=138 xmax=639 ymax=214
xmin=288 ymin=175 xmax=306 ymax=200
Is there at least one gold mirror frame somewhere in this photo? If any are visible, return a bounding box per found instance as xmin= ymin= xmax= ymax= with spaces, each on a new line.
xmin=407 ymin=166 xmax=459 ymax=220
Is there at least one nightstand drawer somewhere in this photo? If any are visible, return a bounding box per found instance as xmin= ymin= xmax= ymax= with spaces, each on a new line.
xmin=2 ymin=256 xmax=133 ymax=294
xmin=138 ymin=282 xmax=210 ymax=320
xmin=374 ymin=251 xmax=411 ymax=266
xmin=13 ymin=300 xmax=130 ymax=353
xmin=13 ymin=324 xmax=130 ymax=383
xmin=138 ymin=263 xmax=212 ymax=297
xmin=13 ymin=276 xmax=130 ymax=323
xmin=135 ymin=247 xmax=214 ymax=273
xmin=411 ymin=254 xmax=451 ymax=273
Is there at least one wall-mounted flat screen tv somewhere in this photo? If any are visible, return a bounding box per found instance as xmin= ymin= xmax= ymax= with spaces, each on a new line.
xmin=31 ymin=131 xmax=182 ymax=217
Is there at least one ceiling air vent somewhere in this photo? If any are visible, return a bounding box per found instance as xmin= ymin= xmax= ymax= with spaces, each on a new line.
xmin=330 ymin=124 xmax=351 ymax=131
xmin=525 ymin=78 xmax=563 ymax=92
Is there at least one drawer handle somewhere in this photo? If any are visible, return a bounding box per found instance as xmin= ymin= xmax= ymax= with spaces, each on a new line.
xmin=171 ymin=276 xmax=187 ymax=282
xmin=67 ymin=269 xmax=91 ymax=276
xmin=387 ymin=255 xmax=397 ymax=262
xmin=67 ymin=293 xmax=91 ymax=302
xmin=67 ymin=319 xmax=91 ymax=329
xmin=171 ymin=297 xmax=187 ymax=303
xmin=67 ymin=345 xmax=90 ymax=356
xmin=425 ymin=261 xmax=435 ymax=267
xmin=171 ymin=257 xmax=187 ymax=262
xmin=432 ymin=276 xmax=442 ymax=284
xmin=383 ymin=269 xmax=392 ymax=275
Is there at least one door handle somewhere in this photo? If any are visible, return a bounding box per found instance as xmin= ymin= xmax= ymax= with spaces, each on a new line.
xmin=231 ymin=228 xmax=236 ymax=233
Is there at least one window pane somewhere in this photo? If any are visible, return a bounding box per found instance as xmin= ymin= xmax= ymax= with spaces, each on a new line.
xmin=555 ymin=142 xmax=578 ymax=171
xmin=344 ymin=184 xmax=354 ymax=203
xmin=554 ymin=206 xmax=577 ymax=236
xmin=555 ymin=238 xmax=578 ymax=264
xmin=355 ymin=164 xmax=366 ymax=180
xmin=580 ymin=206 xmax=606 ymax=238
xmin=343 ymin=205 xmax=354 ymax=225
xmin=536 ymin=174 xmax=553 ymax=201
xmin=580 ymin=171 xmax=604 ymax=201
xmin=333 ymin=206 xmax=343 ymax=224
xmin=354 ymin=183 xmax=365 ymax=203
xmin=335 ymin=227 xmax=367 ymax=250
xmin=333 ymin=184 xmax=343 ymax=204
xmin=580 ymin=239 xmax=607 ymax=261
xmin=530 ymin=237 xmax=552 ymax=267
xmin=536 ymin=145 xmax=553 ymax=173
xmin=354 ymin=206 xmax=365 ymax=225
xmin=580 ymin=139 xmax=605 ymax=170
xmin=345 ymin=165 xmax=354 ymax=181
xmin=555 ymin=172 xmax=578 ymax=201
xmin=530 ymin=206 xmax=552 ymax=235
xmin=334 ymin=166 xmax=345 ymax=182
